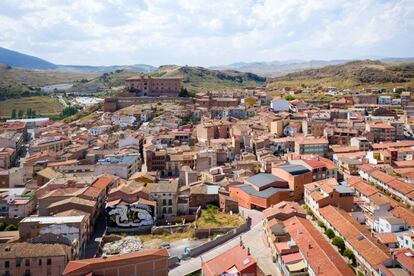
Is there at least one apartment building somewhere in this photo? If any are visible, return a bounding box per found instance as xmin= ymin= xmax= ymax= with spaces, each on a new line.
xmin=304 ymin=178 xmax=354 ymax=212
xmin=95 ymin=154 xmax=141 ymax=179
xmin=126 ymin=75 xmax=181 ymax=97
xmin=0 ymin=243 xmax=71 ymax=276
xmin=29 ymin=136 xmax=71 ymax=153
xmin=294 ymin=138 xmax=329 ymax=157
xmin=318 ymin=206 xmax=391 ymax=276
xmin=63 ymin=249 xmax=169 ymax=276
xmin=19 ymin=216 xmax=90 ymax=258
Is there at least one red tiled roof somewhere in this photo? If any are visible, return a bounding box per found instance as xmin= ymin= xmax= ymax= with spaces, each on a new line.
xmin=92 ymin=175 xmax=117 ymax=190
xmin=392 ymin=206 xmax=414 ymax=228
xmin=370 ymin=170 xmax=395 ymax=184
xmin=63 ymin=249 xmax=169 ymax=275
xmin=283 ymin=216 xmax=354 ymax=276
xmin=388 ymin=179 xmax=414 ymax=195
xmin=202 ymin=245 xmax=256 ymax=275
xmin=319 ymin=205 xmax=390 ymax=269
xmin=263 ymin=201 xmax=306 ymax=220
xmin=377 ymin=233 xmax=398 ymax=244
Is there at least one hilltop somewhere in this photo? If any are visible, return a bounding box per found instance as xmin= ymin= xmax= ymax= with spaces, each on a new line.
xmin=151 ymin=65 xmax=266 ymax=92
xmin=268 ymin=60 xmax=414 ymax=90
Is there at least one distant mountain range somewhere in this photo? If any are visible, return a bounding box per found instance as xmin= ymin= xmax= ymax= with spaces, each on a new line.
xmin=0 ymin=47 xmax=57 ymax=70
xmin=212 ymin=58 xmax=414 ymax=77
xmin=0 ymin=47 xmax=155 ymax=73
xmin=1 ymin=46 xmax=414 ymax=77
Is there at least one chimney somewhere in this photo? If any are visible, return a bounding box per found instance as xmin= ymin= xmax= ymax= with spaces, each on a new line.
xmin=240 ymin=236 xmax=243 ymax=247
xmin=247 ymin=247 xmax=250 ymax=256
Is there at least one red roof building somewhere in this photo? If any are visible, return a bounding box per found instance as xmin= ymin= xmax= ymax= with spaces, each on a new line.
xmin=202 ymin=244 xmax=257 ymax=276
xmin=63 ymin=249 xmax=169 ymax=276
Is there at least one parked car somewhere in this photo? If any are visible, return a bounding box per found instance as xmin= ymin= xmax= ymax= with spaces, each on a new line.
xmin=159 ymin=242 xmax=171 ymax=249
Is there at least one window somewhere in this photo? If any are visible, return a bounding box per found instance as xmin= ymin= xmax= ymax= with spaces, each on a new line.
xmin=38 ymin=259 xmax=42 ymax=266
xmin=25 ymin=259 xmax=30 ymax=266
xmin=168 ymin=207 xmax=172 ymax=214
xmin=16 ymin=258 xmax=21 ymax=267
xmin=168 ymin=199 xmax=172 ymax=205
xmin=24 ymin=270 xmax=30 ymax=276
xmin=163 ymin=199 xmax=167 ymax=205
xmin=46 ymin=259 xmax=51 ymax=266
xmin=5 ymin=261 xmax=9 ymax=268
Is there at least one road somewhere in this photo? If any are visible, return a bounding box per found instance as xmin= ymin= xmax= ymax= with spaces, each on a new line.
xmin=84 ymin=210 xmax=107 ymax=258
xmin=169 ymin=221 xmax=280 ymax=276
xmin=168 ymin=239 xmax=207 ymax=257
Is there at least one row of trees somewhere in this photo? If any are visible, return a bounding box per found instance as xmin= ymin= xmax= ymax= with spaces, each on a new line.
xmin=303 ymin=204 xmax=357 ymax=272
xmin=11 ymin=108 xmax=37 ymax=119
xmin=0 ymin=222 xmax=17 ymax=232
xmin=323 ymin=226 xmax=356 ymax=265
xmin=10 ymin=106 xmax=79 ymax=120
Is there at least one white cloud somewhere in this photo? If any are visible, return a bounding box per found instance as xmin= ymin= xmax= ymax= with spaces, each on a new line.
xmin=0 ymin=0 xmax=412 ymax=66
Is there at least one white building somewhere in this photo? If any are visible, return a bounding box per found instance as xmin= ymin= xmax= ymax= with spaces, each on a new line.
xmin=378 ymin=216 xmax=409 ymax=233
xmin=270 ymin=97 xmax=289 ymax=112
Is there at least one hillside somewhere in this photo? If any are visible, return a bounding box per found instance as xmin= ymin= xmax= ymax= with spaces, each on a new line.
xmin=267 ymin=60 xmax=414 ymax=90
xmin=0 ymin=47 xmax=57 ymax=69
xmin=68 ymin=70 xmax=137 ymax=93
xmin=56 ymin=64 xmax=156 ymax=73
xmin=151 ymin=65 xmax=266 ymax=92
xmin=0 ymin=64 xmax=97 ymax=98
xmin=211 ymin=60 xmax=349 ymax=77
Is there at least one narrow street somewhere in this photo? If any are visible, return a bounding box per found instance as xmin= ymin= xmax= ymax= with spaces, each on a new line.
xmin=84 ymin=211 xmax=107 ymax=258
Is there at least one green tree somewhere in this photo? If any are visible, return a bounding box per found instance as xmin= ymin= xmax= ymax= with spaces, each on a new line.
xmin=284 ymin=94 xmax=296 ymax=101
xmin=61 ymin=106 xmax=79 ymax=118
xmin=179 ymin=87 xmax=189 ymax=97
xmin=0 ymin=222 xmax=5 ymax=231
xmin=26 ymin=108 xmax=32 ymax=118
xmin=11 ymin=109 xmax=17 ymax=119
xmin=325 ymin=228 xmax=336 ymax=239
xmin=18 ymin=110 xmax=24 ymax=119
xmin=332 ymin=236 xmax=345 ymax=253
xmin=318 ymin=220 xmax=325 ymax=229
xmin=343 ymin=248 xmax=355 ymax=263
xmin=4 ymin=224 xmax=17 ymax=231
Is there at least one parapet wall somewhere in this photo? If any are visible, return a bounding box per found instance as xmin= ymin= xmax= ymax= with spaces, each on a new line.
xmin=103 ymin=97 xmax=193 ymax=112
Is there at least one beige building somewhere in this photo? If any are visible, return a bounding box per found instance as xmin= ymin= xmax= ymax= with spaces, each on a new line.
xmin=29 ymin=136 xmax=71 ymax=153
xmin=126 ymin=75 xmax=181 ymax=97
xmin=0 ymin=243 xmax=71 ymax=276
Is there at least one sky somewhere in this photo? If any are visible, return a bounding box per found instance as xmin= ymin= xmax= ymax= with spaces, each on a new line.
xmin=0 ymin=0 xmax=413 ymax=67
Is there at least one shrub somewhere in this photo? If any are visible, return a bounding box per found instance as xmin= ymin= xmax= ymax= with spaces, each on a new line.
xmin=332 ymin=236 xmax=345 ymax=253
xmin=4 ymin=224 xmax=17 ymax=231
xmin=0 ymin=222 xmax=5 ymax=231
xmin=318 ymin=221 xmax=325 ymax=229
xmin=343 ymin=248 xmax=355 ymax=262
xmin=325 ymin=228 xmax=335 ymax=239
xmin=284 ymin=94 xmax=296 ymax=101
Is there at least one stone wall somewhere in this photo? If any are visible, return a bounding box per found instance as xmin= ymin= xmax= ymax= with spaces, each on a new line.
xmin=151 ymin=224 xmax=191 ymax=235
xmin=103 ymin=96 xmax=193 ymax=112
xmin=189 ymin=217 xmax=251 ymax=257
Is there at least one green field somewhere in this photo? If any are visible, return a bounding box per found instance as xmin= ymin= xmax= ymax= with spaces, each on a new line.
xmin=0 ymin=96 xmax=64 ymax=118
